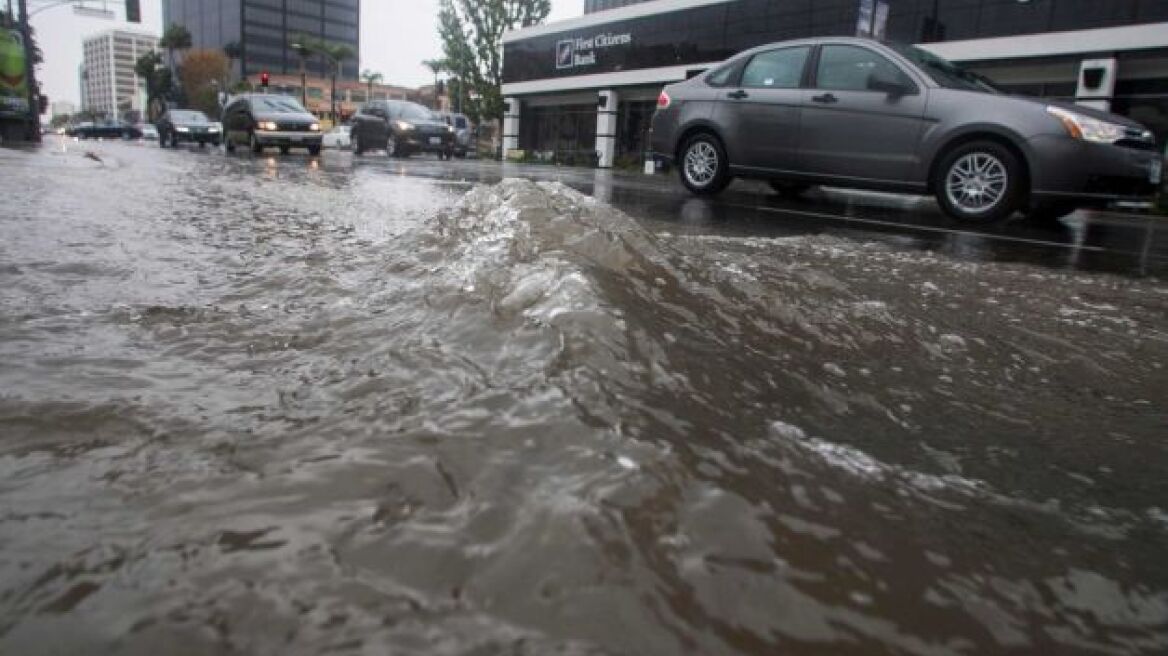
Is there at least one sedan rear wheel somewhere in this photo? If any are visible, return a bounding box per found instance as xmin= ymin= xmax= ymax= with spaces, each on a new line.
xmin=934 ymin=141 xmax=1023 ymax=223
xmin=679 ymin=133 xmax=730 ymax=196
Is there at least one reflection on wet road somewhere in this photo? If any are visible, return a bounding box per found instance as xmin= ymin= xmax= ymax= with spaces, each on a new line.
xmin=1 ymin=140 xmax=1166 ymax=655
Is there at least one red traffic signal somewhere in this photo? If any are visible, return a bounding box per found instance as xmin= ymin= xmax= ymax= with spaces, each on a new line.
xmin=260 ymin=71 xmax=270 ymax=89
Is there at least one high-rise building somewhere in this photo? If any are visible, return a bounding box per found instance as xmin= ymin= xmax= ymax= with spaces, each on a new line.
xmin=585 ymin=0 xmax=651 ymax=13
xmin=161 ymin=0 xmax=360 ymax=81
xmin=80 ymin=29 xmax=159 ymax=119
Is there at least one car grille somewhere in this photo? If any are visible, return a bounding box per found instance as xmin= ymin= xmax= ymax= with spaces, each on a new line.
xmin=276 ymin=121 xmax=314 ymax=131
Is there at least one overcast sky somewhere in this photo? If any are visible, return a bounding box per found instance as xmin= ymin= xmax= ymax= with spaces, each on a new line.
xmin=32 ymin=0 xmax=582 ymax=108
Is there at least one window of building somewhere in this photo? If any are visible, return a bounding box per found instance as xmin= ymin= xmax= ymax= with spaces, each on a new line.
xmin=740 ymin=46 xmax=809 ymax=89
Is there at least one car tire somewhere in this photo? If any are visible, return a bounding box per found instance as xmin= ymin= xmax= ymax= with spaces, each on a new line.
xmin=387 ymin=134 xmax=399 ymax=158
xmin=352 ymin=132 xmax=364 ymax=155
xmin=1024 ymin=200 xmax=1078 ymax=223
xmin=934 ymin=141 xmax=1025 ymax=223
xmin=279 ymin=145 xmax=291 ymax=155
xmin=308 ymin=145 xmax=321 ymax=156
xmin=679 ymin=132 xmax=731 ymax=196
xmin=226 ymin=135 xmax=236 ymax=153
xmin=769 ymin=180 xmax=812 ymax=198
xmin=212 ymin=139 xmax=221 ymax=147
xmin=198 ymin=141 xmax=206 ymax=148
xmin=250 ymin=131 xmax=264 ymax=154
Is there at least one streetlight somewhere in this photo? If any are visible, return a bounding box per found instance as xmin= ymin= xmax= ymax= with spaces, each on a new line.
xmin=290 ymin=39 xmax=308 ymax=107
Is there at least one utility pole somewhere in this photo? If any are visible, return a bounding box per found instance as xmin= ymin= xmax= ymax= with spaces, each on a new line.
xmin=18 ymin=0 xmax=40 ymax=141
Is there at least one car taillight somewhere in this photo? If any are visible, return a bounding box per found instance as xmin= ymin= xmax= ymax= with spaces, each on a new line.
xmin=657 ymin=90 xmax=671 ymax=110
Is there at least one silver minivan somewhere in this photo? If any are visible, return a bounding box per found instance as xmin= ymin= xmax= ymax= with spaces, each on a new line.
xmin=651 ymin=37 xmax=1161 ymax=223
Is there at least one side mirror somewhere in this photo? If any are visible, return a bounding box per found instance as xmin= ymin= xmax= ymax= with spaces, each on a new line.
xmin=868 ymin=72 xmax=912 ymax=97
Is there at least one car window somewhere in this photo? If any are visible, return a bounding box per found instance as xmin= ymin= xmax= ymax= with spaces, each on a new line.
xmin=816 ymin=45 xmax=912 ymax=92
xmin=705 ymin=62 xmax=738 ymax=87
xmin=454 ymin=117 xmax=468 ymax=129
xmin=170 ymin=111 xmax=209 ymax=123
xmin=397 ymin=103 xmax=433 ymax=121
xmin=740 ymin=47 xmax=810 ymax=89
xmin=886 ymin=43 xmax=1001 ymax=94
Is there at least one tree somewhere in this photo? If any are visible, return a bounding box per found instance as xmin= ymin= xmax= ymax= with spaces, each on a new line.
xmin=135 ymin=50 xmax=173 ymax=121
xmin=179 ymin=49 xmax=229 ymax=117
xmin=436 ymin=0 xmax=549 ymax=124
xmin=289 ymin=33 xmax=315 ymax=107
xmin=361 ymin=69 xmax=383 ymax=102
xmin=158 ymin=23 xmax=192 ymax=71
xmin=306 ymin=39 xmax=355 ymax=121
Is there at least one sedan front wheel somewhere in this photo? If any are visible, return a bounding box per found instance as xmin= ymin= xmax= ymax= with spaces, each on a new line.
xmin=934 ymin=141 xmax=1024 ymax=223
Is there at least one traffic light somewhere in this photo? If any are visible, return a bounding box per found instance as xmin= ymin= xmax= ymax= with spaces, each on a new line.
xmin=125 ymin=0 xmax=141 ymax=23
xmin=261 ymin=71 xmax=270 ymax=89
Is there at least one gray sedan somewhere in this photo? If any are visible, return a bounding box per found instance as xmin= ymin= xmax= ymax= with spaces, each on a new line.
xmin=650 ymin=37 xmax=1162 ymax=223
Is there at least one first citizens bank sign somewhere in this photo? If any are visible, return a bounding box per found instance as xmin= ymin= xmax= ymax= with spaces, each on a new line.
xmin=556 ymin=32 xmax=633 ymax=69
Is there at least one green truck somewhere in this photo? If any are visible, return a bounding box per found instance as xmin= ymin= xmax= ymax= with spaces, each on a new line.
xmin=0 ymin=26 xmax=32 ymax=141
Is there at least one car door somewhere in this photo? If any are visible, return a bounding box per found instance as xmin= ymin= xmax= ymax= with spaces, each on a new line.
xmin=799 ymin=44 xmax=929 ymax=185
xmin=713 ymin=45 xmax=811 ymax=173
xmin=365 ymin=101 xmax=389 ymax=143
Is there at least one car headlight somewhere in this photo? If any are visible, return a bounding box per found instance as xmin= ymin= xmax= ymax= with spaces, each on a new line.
xmin=1046 ymin=106 xmax=1127 ymax=144
xmin=394 ymin=120 xmax=414 ymax=131
xmin=258 ymin=121 xmax=278 ymax=131
xmin=446 ymin=125 xmax=455 ymax=133
xmin=309 ymin=123 xmax=320 ymax=132
xmin=176 ymin=126 xmax=189 ymax=132
xmin=207 ymin=125 xmax=220 ymax=132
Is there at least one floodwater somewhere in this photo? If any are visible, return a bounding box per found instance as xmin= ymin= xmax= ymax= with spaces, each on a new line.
xmin=1 ymin=142 xmax=1167 ymax=655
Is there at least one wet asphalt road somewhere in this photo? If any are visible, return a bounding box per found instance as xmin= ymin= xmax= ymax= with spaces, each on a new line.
xmin=0 ymin=138 xmax=1167 ymax=655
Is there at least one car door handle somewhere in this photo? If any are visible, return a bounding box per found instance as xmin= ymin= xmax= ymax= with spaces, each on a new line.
xmin=727 ymin=90 xmax=749 ymax=100
xmin=812 ymin=93 xmax=839 ymax=104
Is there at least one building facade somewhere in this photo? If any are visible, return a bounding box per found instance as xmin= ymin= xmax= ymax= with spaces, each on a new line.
xmin=503 ymin=0 xmax=1168 ymax=168
xmin=161 ymin=0 xmax=360 ymax=81
xmin=80 ymin=29 xmax=158 ymax=119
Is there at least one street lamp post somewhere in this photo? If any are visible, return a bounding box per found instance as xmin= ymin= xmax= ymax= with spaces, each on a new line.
xmin=290 ymin=40 xmax=307 ymax=108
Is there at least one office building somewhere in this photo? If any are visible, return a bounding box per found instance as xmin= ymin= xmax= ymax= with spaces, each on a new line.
xmin=503 ymin=0 xmax=1168 ymax=168
xmin=80 ymin=29 xmax=158 ymax=119
xmin=161 ymin=0 xmax=360 ymax=80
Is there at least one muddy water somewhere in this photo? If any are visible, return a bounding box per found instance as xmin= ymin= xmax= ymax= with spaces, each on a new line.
xmin=1 ymin=143 xmax=1167 ymax=655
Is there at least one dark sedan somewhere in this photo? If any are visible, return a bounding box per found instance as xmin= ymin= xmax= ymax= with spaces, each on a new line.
xmin=651 ymin=37 xmax=1161 ymax=223
xmin=221 ymin=93 xmax=322 ymax=155
xmin=156 ymin=109 xmax=221 ymax=148
xmin=67 ymin=122 xmax=142 ymax=140
xmin=350 ymin=100 xmax=455 ymax=159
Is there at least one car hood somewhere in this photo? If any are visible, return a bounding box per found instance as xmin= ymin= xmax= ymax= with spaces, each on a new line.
xmin=254 ymin=112 xmax=317 ymax=123
xmin=402 ymin=119 xmax=449 ymax=130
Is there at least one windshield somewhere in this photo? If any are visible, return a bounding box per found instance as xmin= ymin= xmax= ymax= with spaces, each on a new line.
xmin=396 ymin=102 xmax=433 ymax=121
xmin=251 ymin=96 xmax=309 ymax=114
xmin=888 ymin=44 xmax=1001 ymax=94
xmin=170 ymin=111 xmax=209 ymax=123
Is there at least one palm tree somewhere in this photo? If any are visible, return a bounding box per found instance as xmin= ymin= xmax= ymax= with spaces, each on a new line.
xmin=421 ymin=58 xmax=446 ymax=107
xmin=159 ymin=23 xmax=192 ymax=72
xmin=288 ymin=34 xmax=315 ymax=107
xmin=361 ymin=69 xmax=383 ymax=103
xmin=308 ymin=41 xmax=356 ymax=122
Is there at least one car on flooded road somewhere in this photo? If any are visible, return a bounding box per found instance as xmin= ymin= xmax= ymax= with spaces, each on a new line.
xmin=156 ymin=109 xmax=221 ymax=148
xmin=221 ymin=93 xmax=322 ymax=156
xmin=67 ymin=121 xmax=141 ymax=140
xmin=350 ymin=100 xmax=455 ymax=159
xmin=650 ymin=37 xmax=1162 ymax=223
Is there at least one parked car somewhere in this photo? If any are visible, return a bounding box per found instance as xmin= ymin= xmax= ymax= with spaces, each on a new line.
xmin=322 ymin=125 xmax=351 ymax=149
xmin=156 ymin=109 xmax=220 ymax=148
xmin=67 ymin=121 xmax=141 ymax=140
xmin=139 ymin=124 xmax=159 ymax=141
xmin=351 ymin=100 xmax=455 ymax=159
xmin=435 ymin=111 xmax=473 ymax=157
xmin=221 ymin=93 xmax=322 ymax=155
xmin=651 ymin=37 xmax=1162 ymax=223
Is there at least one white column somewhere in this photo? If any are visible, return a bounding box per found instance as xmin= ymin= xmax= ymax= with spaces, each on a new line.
xmin=502 ymin=96 xmax=521 ymax=155
xmin=1075 ymin=58 xmax=1117 ymax=113
xmin=595 ymin=89 xmax=619 ymax=169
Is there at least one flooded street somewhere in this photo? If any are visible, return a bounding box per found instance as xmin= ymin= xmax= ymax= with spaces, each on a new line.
xmin=2 ymin=140 xmax=1167 ymax=655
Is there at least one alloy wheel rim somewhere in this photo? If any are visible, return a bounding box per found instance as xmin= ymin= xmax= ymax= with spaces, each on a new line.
xmin=945 ymin=153 xmax=1007 ymax=214
xmin=684 ymin=141 xmax=719 ymax=187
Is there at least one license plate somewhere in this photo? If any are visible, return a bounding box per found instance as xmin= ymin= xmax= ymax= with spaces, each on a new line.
xmin=429 ymin=137 xmax=441 ymax=145
xmin=1151 ymin=159 xmax=1163 ymax=185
